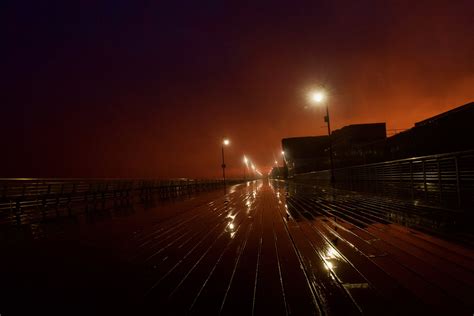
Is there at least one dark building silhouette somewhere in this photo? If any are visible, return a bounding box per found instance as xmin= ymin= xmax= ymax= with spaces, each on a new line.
xmin=386 ymin=101 xmax=474 ymax=160
xmin=281 ymin=102 xmax=474 ymax=177
xmin=269 ymin=166 xmax=287 ymax=179
xmin=281 ymin=136 xmax=329 ymax=177
xmin=282 ymin=124 xmax=386 ymax=177
xmin=331 ymin=123 xmax=387 ymax=167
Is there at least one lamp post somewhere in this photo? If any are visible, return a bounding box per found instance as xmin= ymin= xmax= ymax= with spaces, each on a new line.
xmin=222 ymin=138 xmax=230 ymax=187
xmin=308 ymin=90 xmax=335 ymax=184
xmin=243 ymin=155 xmax=249 ymax=181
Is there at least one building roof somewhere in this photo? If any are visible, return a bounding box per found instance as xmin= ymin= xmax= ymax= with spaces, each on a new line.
xmin=415 ymin=102 xmax=474 ymax=127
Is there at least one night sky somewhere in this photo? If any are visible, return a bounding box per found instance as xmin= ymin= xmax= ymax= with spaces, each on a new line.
xmin=1 ymin=0 xmax=473 ymax=178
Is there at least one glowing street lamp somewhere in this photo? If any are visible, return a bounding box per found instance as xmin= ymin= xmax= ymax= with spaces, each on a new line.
xmin=243 ymin=155 xmax=249 ymax=180
xmin=307 ymin=89 xmax=335 ymax=184
xmin=281 ymin=151 xmax=286 ymax=170
xmin=308 ymin=91 xmax=325 ymax=104
xmin=222 ymin=138 xmax=230 ymax=187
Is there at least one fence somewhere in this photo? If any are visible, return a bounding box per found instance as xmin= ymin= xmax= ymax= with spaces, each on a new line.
xmin=293 ymin=150 xmax=474 ymax=208
xmin=0 ymin=178 xmax=241 ymax=225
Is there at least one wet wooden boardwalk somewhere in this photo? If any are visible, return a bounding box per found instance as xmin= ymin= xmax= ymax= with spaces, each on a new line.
xmin=1 ymin=180 xmax=473 ymax=315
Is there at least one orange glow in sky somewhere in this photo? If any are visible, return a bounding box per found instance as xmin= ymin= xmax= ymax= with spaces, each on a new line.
xmin=1 ymin=1 xmax=473 ymax=178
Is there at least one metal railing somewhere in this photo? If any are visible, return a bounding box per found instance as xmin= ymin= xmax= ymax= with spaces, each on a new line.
xmin=293 ymin=150 xmax=474 ymax=208
xmin=0 ymin=178 xmax=243 ymax=225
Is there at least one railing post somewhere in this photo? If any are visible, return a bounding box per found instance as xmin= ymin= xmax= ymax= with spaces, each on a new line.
xmin=92 ymin=183 xmax=98 ymax=211
xmin=422 ymin=160 xmax=427 ymax=200
xmin=454 ymin=155 xmax=462 ymax=207
xmin=2 ymin=184 xmax=7 ymax=200
xmin=15 ymin=200 xmax=21 ymax=225
xmin=102 ymin=183 xmax=108 ymax=210
xmin=56 ymin=184 xmax=63 ymax=217
xmin=373 ymin=166 xmax=377 ymax=194
xmin=410 ymin=161 xmax=414 ymax=200
xmin=437 ymin=158 xmax=442 ymax=203
xmin=85 ymin=182 xmax=91 ymax=213
xmin=399 ymin=162 xmax=402 ymax=196
xmin=68 ymin=183 xmax=75 ymax=216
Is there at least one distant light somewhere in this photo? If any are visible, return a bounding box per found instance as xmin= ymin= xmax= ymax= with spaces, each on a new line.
xmin=223 ymin=139 xmax=230 ymax=146
xmin=308 ymin=90 xmax=325 ymax=104
xmin=243 ymin=156 xmax=248 ymax=164
xmin=281 ymin=151 xmax=285 ymax=155
xmin=274 ymin=160 xmax=278 ymax=165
